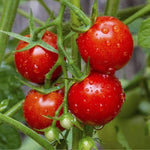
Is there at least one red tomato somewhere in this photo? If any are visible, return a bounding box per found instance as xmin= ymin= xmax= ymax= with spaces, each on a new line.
xmin=23 ymin=90 xmax=64 ymax=132
xmin=77 ymin=16 xmax=133 ymax=74
xmin=68 ymin=72 xmax=125 ymax=126
xmin=15 ymin=30 xmax=62 ymax=84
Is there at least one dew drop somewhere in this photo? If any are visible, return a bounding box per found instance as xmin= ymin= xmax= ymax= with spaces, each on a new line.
xmin=83 ymin=99 xmax=87 ymax=103
xmin=121 ymin=92 xmax=125 ymax=102
xmin=45 ymin=109 xmax=48 ymax=113
xmin=74 ymin=104 xmax=78 ymax=107
xmin=34 ymin=64 xmax=40 ymax=73
xmin=89 ymin=80 xmax=94 ymax=85
xmin=94 ymin=125 xmax=104 ymax=130
xmin=113 ymin=25 xmax=120 ymax=33
xmin=86 ymin=109 xmax=90 ymax=112
xmin=101 ymin=28 xmax=109 ymax=34
xmin=117 ymin=43 xmax=121 ymax=48
xmin=106 ymin=40 xmax=111 ymax=46
xmin=123 ymin=52 xmax=128 ymax=56
xmin=100 ymin=103 xmax=103 ymax=107
xmin=85 ymin=88 xmax=89 ymax=92
xmin=95 ymin=90 xmax=99 ymax=94
xmin=24 ymin=72 xmax=29 ymax=78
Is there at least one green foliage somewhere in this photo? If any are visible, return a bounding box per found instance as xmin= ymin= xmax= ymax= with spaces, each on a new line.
xmin=115 ymin=126 xmax=131 ymax=150
xmin=138 ymin=17 xmax=150 ymax=48
xmin=0 ymin=124 xmax=21 ymax=149
xmin=0 ymin=64 xmax=24 ymax=120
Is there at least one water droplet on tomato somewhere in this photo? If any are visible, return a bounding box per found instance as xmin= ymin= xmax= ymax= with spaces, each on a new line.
xmin=123 ymin=52 xmax=128 ymax=56
xmin=34 ymin=64 xmax=40 ymax=73
xmin=83 ymin=99 xmax=87 ymax=102
xmin=106 ymin=40 xmax=111 ymax=46
xmin=89 ymin=80 xmax=93 ymax=85
xmin=117 ymin=43 xmax=121 ymax=48
xmin=94 ymin=125 xmax=104 ymax=130
xmin=85 ymin=88 xmax=89 ymax=92
xmin=113 ymin=25 xmax=120 ymax=33
xmin=108 ymin=68 xmax=115 ymax=75
xmin=45 ymin=109 xmax=48 ymax=113
xmin=86 ymin=109 xmax=90 ymax=112
xmin=121 ymin=92 xmax=125 ymax=102
xmin=74 ymin=104 xmax=78 ymax=107
xmin=95 ymin=90 xmax=99 ymax=94
xmin=100 ymin=103 xmax=103 ymax=107
xmin=101 ymin=28 xmax=109 ymax=34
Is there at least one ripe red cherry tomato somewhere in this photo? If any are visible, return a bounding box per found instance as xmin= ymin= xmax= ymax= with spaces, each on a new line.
xmin=68 ymin=72 xmax=125 ymax=126
xmin=15 ymin=30 xmax=62 ymax=84
xmin=23 ymin=90 xmax=64 ymax=132
xmin=77 ymin=16 xmax=133 ymax=74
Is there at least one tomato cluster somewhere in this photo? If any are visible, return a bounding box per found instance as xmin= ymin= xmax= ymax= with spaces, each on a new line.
xmin=15 ymin=16 xmax=133 ymax=137
xmin=68 ymin=16 xmax=133 ymax=126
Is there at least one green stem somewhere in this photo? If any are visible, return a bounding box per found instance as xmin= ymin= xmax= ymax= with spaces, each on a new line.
xmin=0 ymin=114 xmax=55 ymax=150
xmin=38 ymin=0 xmax=55 ymax=19
xmin=4 ymin=99 xmax=24 ymax=117
xmin=124 ymin=4 xmax=150 ymax=25
xmin=117 ymin=4 xmax=146 ymax=20
xmin=104 ymin=0 xmax=120 ymax=17
xmin=0 ymin=99 xmax=24 ymax=125
xmin=44 ymin=59 xmax=61 ymax=89
xmin=17 ymin=9 xmax=44 ymax=26
xmin=69 ymin=1 xmax=83 ymax=149
xmin=70 ymin=0 xmax=81 ymax=68
xmin=0 ymin=0 xmax=19 ymax=65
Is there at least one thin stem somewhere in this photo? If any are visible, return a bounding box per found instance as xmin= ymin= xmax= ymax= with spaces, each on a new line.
xmin=4 ymin=99 xmax=24 ymax=117
xmin=70 ymin=0 xmax=81 ymax=68
xmin=0 ymin=99 xmax=24 ymax=125
xmin=0 ymin=114 xmax=55 ymax=150
xmin=17 ymin=9 xmax=44 ymax=26
xmin=44 ymin=59 xmax=61 ymax=89
xmin=117 ymin=4 xmax=146 ymax=20
xmin=124 ymin=4 xmax=150 ymax=25
xmin=104 ymin=0 xmax=120 ymax=17
xmin=0 ymin=0 xmax=19 ymax=65
xmin=38 ymin=0 xmax=55 ymax=19
xmin=69 ymin=1 xmax=83 ymax=149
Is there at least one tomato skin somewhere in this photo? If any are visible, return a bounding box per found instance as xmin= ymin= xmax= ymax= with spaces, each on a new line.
xmin=77 ymin=16 xmax=133 ymax=74
xmin=23 ymin=90 xmax=64 ymax=132
xmin=68 ymin=72 xmax=125 ymax=126
xmin=15 ymin=30 xmax=62 ymax=84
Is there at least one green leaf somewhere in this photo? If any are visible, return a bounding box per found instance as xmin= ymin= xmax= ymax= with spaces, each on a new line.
xmin=91 ymin=0 xmax=98 ymax=24
xmin=0 ymin=124 xmax=21 ymax=149
xmin=128 ymin=18 xmax=143 ymax=34
xmin=38 ymin=39 xmax=58 ymax=53
xmin=0 ymin=99 xmax=9 ymax=112
xmin=29 ymin=9 xmax=35 ymax=35
xmin=0 ymin=64 xmax=24 ymax=121
xmin=115 ymin=126 xmax=131 ymax=150
xmin=0 ymin=30 xmax=30 ymax=43
xmin=138 ymin=18 xmax=150 ymax=48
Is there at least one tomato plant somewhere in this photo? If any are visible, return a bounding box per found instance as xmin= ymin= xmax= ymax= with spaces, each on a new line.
xmin=68 ymin=72 xmax=125 ymax=126
xmin=15 ymin=30 xmax=62 ymax=84
xmin=0 ymin=0 xmax=150 ymax=150
xmin=23 ymin=90 xmax=64 ymax=132
xmin=77 ymin=16 xmax=133 ymax=74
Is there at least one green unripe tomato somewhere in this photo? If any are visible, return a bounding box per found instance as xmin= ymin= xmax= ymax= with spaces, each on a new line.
xmin=60 ymin=113 xmax=74 ymax=129
xmin=44 ymin=127 xmax=60 ymax=142
xmin=79 ymin=137 xmax=96 ymax=150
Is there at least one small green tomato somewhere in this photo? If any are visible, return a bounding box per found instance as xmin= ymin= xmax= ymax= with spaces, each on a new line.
xmin=60 ymin=113 xmax=74 ymax=129
xmin=44 ymin=127 xmax=60 ymax=142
